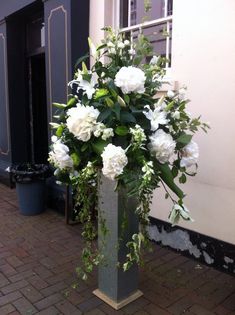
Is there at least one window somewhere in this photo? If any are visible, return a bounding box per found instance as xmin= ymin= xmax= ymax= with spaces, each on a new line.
xmin=118 ymin=0 xmax=173 ymax=68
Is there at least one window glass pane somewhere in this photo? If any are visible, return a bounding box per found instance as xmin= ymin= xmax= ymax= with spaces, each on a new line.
xmin=27 ymin=17 xmax=45 ymax=52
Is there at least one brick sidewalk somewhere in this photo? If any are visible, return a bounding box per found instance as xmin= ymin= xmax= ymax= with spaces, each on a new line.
xmin=0 ymin=183 xmax=234 ymax=315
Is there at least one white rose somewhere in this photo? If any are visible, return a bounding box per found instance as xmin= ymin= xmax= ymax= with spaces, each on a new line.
xmin=144 ymin=106 xmax=169 ymax=131
xmin=66 ymin=104 xmax=100 ymax=142
xmin=101 ymin=144 xmax=128 ymax=180
xmin=49 ymin=140 xmax=73 ymax=170
xmin=149 ymin=129 xmax=176 ymax=164
xmin=114 ymin=66 xmax=146 ymax=94
xmin=180 ymin=141 xmax=199 ymax=168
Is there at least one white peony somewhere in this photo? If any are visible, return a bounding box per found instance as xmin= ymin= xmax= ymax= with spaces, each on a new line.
xmin=180 ymin=141 xmax=199 ymax=168
xmin=149 ymin=129 xmax=176 ymax=164
xmin=144 ymin=106 xmax=169 ymax=131
xmin=114 ymin=66 xmax=146 ymax=94
xmin=101 ymin=144 xmax=128 ymax=180
xmin=49 ymin=139 xmax=73 ymax=170
xmin=66 ymin=104 xmax=100 ymax=142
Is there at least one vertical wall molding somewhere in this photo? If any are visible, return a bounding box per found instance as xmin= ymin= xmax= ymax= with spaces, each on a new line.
xmin=47 ymin=5 xmax=68 ymax=119
xmin=0 ymin=32 xmax=10 ymax=155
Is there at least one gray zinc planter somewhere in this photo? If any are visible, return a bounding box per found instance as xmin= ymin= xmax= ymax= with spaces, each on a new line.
xmin=93 ymin=176 xmax=143 ymax=310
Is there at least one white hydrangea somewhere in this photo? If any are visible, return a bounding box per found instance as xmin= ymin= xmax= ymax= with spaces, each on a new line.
xmin=114 ymin=66 xmax=146 ymax=94
xmin=144 ymin=106 xmax=169 ymax=131
xmin=101 ymin=144 xmax=128 ymax=180
xmin=180 ymin=141 xmax=199 ymax=168
xmin=48 ymin=139 xmax=73 ymax=170
xmin=149 ymin=129 xmax=176 ymax=164
xmin=66 ymin=104 xmax=100 ymax=142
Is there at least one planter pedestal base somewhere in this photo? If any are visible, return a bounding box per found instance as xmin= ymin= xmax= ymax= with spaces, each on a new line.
xmin=95 ymin=176 xmax=142 ymax=310
xmin=93 ymin=289 xmax=143 ymax=310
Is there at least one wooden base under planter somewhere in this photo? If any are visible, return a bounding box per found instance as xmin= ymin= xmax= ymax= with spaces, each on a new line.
xmin=93 ymin=289 xmax=143 ymax=310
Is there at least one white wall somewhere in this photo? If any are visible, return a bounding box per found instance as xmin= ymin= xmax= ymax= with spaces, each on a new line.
xmin=89 ymin=0 xmax=235 ymax=244
xmin=150 ymin=0 xmax=235 ymax=244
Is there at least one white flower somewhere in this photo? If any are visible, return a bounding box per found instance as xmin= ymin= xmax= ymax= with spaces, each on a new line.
xmin=68 ymin=72 xmax=97 ymax=100
xmin=124 ymin=40 xmax=130 ymax=46
xmin=130 ymin=124 xmax=146 ymax=146
xmin=144 ymin=106 xmax=169 ymax=131
xmin=149 ymin=129 xmax=176 ymax=164
xmin=107 ymin=41 xmax=115 ymax=48
xmin=167 ymin=90 xmax=175 ymax=98
xmin=93 ymin=123 xmax=114 ymax=140
xmin=128 ymin=48 xmax=136 ymax=56
xmin=169 ymin=204 xmax=193 ymax=225
xmin=51 ymin=135 xmax=58 ymax=143
xmin=178 ymin=87 xmax=187 ymax=100
xmin=66 ymin=104 xmax=100 ymax=142
xmin=117 ymin=41 xmax=125 ymax=49
xmin=109 ymin=47 xmax=116 ymax=54
xmin=101 ymin=144 xmax=128 ymax=180
xmin=150 ymin=55 xmax=160 ymax=65
xmin=102 ymin=128 xmax=114 ymax=140
xmin=172 ymin=110 xmax=180 ymax=120
xmin=49 ymin=140 xmax=73 ymax=170
xmin=5 ymin=167 xmax=10 ymax=172
xmin=115 ymin=66 xmax=146 ymax=94
xmin=180 ymin=141 xmax=199 ymax=168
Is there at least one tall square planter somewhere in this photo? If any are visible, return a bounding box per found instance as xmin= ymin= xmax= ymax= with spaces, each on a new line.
xmin=93 ymin=176 xmax=143 ymax=310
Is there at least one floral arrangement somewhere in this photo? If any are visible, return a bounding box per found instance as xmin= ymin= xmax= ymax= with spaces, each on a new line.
xmin=48 ymin=28 xmax=209 ymax=279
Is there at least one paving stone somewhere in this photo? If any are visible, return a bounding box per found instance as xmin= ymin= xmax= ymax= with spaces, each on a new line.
xmin=34 ymin=293 xmax=63 ymax=310
xmin=13 ymin=297 xmax=37 ymax=314
xmin=0 ymin=303 xmax=16 ymax=315
xmin=37 ymin=306 xmax=61 ymax=315
xmin=1 ymin=279 xmax=29 ymax=294
xmin=20 ymin=285 xmax=44 ymax=303
xmin=0 ymin=291 xmax=22 ymax=307
xmin=56 ymin=300 xmax=81 ymax=314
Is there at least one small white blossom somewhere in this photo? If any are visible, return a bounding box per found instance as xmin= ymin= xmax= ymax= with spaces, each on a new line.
xmin=66 ymin=104 xmax=100 ymax=142
xmin=109 ymin=47 xmax=116 ymax=54
xmin=128 ymin=48 xmax=136 ymax=56
xmin=5 ymin=167 xmax=10 ymax=172
xmin=150 ymin=55 xmax=160 ymax=65
xmin=107 ymin=41 xmax=115 ymax=48
xmin=180 ymin=141 xmax=199 ymax=168
xmin=178 ymin=87 xmax=187 ymax=100
xmin=169 ymin=204 xmax=193 ymax=225
xmin=142 ymin=161 xmax=154 ymax=182
xmin=149 ymin=129 xmax=176 ymax=164
xmin=172 ymin=110 xmax=180 ymax=119
xmin=48 ymin=139 xmax=73 ymax=170
xmin=130 ymin=124 xmax=146 ymax=146
xmin=167 ymin=90 xmax=175 ymax=98
xmin=115 ymin=66 xmax=146 ymax=94
xmin=144 ymin=106 xmax=169 ymax=131
xmin=101 ymin=144 xmax=128 ymax=180
xmin=101 ymin=128 xmax=114 ymax=140
xmin=117 ymin=42 xmax=125 ymax=49
xmin=124 ymin=40 xmax=130 ymax=46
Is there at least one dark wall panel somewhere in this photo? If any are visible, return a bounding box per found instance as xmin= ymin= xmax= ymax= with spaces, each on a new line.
xmin=0 ymin=22 xmax=10 ymax=163
xmin=0 ymin=0 xmax=36 ymax=21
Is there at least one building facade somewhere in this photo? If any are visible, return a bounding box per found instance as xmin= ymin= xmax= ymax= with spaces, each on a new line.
xmin=0 ymin=0 xmax=234 ymax=272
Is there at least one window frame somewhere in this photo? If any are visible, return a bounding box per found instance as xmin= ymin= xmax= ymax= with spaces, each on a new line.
xmin=114 ymin=0 xmax=173 ymax=69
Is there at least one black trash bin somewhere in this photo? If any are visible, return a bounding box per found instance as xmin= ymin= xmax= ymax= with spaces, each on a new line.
xmin=9 ymin=164 xmax=51 ymax=216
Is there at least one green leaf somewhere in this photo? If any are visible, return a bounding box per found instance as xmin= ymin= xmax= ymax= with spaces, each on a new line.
xmin=81 ymin=143 xmax=89 ymax=152
xmin=82 ymin=62 xmax=88 ymax=74
xmin=157 ymin=162 xmax=184 ymax=199
xmin=124 ymin=95 xmax=130 ymax=104
xmin=97 ymin=109 xmax=112 ymax=122
xmin=67 ymin=97 xmax=77 ymax=107
xmin=177 ymin=133 xmax=192 ymax=146
xmin=94 ymin=88 xmax=109 ymax=99
xmin=74 ymin=53 xmax=89 ymax=69
xmin=56 ymin=125 xmax=64 ymax=137
xmin=105 ymin=97 xmax=114 ymax=107
xmin=71 ymin=152 xmax=81 ymax=167
xmin=120 ymin=111 xmax=136 ymax=123
xmin=92 ymin=139 xmax=109 ymax=155
xmin=112 ymin=103 xmax=121 ymax=120
xmin=53 ymin=102 xmax=67 ymax=109
xmin=179 ymin=173 xmax=187 ymax=184
xmin=117 ymin=95 xmax=126 ymax=108
xmin=115 ymin=126 xmax=129 ymax=136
